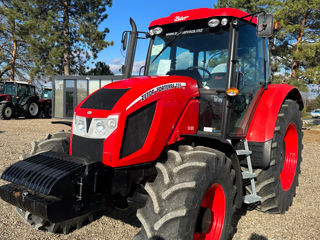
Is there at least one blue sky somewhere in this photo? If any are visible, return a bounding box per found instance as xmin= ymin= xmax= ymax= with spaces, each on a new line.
xmin=97 ymin=0 xmax=217 ymax=74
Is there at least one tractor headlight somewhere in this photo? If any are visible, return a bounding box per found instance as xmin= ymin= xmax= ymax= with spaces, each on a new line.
xmin=74 ymin=115 xmax=86 ymax=136
xmin=73 ymin=115 xmax=118 ymax=139
xmin=95 ymin=120 xmax=107 ymax=136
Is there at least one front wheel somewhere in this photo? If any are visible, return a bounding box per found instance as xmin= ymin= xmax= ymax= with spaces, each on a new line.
xmin=0 ymin=102 xmax=14 ymax=120
xmin=134 ymin=146 xmax=237 ymax=240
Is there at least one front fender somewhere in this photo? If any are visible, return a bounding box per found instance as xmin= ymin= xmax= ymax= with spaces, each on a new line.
xmin=246 ymin=84 xmax=303 ymax=142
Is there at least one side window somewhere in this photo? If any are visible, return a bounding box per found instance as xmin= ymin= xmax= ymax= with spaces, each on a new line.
xmin=149 ymin=37 xmax=171 ymax=76
xmin=228 ymin=23 xmax=265 ymax=136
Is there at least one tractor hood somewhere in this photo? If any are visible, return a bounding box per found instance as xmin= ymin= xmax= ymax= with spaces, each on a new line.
xmin=74 ymin=75 xmax=199 ymax=118
xmin=0 ymin=94 xmax=11 ymax=102
xmin=72 ymin=75 xmax=199 ymax=168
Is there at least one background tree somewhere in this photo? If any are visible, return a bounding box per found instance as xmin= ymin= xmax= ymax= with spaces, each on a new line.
xmin=0 ymin=0 xmax=32 ymax=82
xmin=25 ymin=0 xmax=113 ymax=78
xmin=85 ymin=61 xmax=113 ymax=75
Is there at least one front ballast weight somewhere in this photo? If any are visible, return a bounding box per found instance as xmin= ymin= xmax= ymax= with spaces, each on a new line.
xmin=0 ymin=151 xmax=110 ymax=224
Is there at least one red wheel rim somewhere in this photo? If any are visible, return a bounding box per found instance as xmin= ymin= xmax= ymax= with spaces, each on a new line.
xmin=280 ymin=123 xmax=298 ymax=191
xmin=194 ymin=184 xmax=226 ymax=240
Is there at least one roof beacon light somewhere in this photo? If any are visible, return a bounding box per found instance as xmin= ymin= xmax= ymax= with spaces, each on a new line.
xmin=221 ymin=18 xmax=228 ymax=26
xmin=208 ymin=18 xmax=220 ymax=27
xmin=226 ymin=88 xmax=239 ymax=97
xmin=153 ymin=27 xmax=163 ymax=35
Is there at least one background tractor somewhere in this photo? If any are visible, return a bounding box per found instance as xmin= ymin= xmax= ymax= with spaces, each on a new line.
xmin=0 ymin=8 xmax=303 ymax=240
xmin=39 ymin=88 xmax=52 ymax=118
xmin=0 ymin=81 xmax=40 ymax=119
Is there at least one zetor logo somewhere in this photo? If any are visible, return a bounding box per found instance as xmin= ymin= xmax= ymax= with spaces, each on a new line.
xmin=174 ymin=16 xmax=189 ymax=22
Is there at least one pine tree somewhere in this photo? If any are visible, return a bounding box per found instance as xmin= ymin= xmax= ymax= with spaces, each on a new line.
xmin=24 ymin=0 xmax=113 ymax=78
xmin=0 ymin=0 xmax=32 ymax=81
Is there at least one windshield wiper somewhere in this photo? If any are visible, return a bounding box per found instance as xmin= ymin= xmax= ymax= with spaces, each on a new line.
xmin=151 ymin=26 xmax=187 ymax=63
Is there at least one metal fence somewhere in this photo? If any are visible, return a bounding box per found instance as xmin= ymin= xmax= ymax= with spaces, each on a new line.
xmin=52 ymin=75 xmax=126 ymax=119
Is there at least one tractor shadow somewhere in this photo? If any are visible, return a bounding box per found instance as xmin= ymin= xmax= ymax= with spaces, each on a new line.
xmin=0 ymin=131 xmax=4 ymax=134
xmin=102 ymin=206 xmax=141 ymax=227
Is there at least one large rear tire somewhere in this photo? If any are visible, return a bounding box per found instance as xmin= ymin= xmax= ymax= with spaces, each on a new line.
xmin=249 ymin=99 xmax=303 ymax=213
xmin=23 ymin=99 xmax=40 ymax=119
xmin=134 ymin=145 xmax=237 ymax=240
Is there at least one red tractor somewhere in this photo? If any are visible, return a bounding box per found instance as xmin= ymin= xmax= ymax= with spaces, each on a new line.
xmin=0 ymin=81 xmax=40 ymax=119
xmin=0 ymin=8 xmax=303 ymax=240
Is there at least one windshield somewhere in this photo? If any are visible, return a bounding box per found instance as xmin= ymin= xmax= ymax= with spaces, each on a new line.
xmin=3 ymin=84 xmax=17 ymax=96
xmin=147 ymin=28 xmax=230 ymax=88
xmin=42 ymin=89 xmax=52 ymax=99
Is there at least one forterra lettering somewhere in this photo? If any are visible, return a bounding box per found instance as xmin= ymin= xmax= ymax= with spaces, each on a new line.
xmin=141 ymin=83 xmax=184 ymax=102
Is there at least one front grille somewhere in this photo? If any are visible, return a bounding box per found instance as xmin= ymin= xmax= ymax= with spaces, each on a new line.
xmin=120 ymin=102 xmax=157 ymax=159
xmin=72 ymin=135 xmax=104 ymax=163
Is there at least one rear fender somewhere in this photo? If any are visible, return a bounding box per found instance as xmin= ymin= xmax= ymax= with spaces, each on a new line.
xmin=246 ymin=84 xmax=303 ymax=143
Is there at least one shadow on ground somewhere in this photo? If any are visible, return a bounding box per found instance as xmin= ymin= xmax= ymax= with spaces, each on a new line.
xmin=103 ymin=206 xmax=140 ymax=227
xmin=249 ymin=233 xmax=268 ymax=240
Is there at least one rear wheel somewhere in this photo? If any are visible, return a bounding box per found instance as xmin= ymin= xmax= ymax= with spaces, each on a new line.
xmin=43 ymin=104 xmax=52 ymax=118
xmin=0 ymin=102 xmax=13 ymax=120
xmin=23 ymin=99 xmax=40 ymax=118
xmin=249 ymin=99 xmax=303 ymax=213
xmin=134 ymin=145 xmax=237 ymax=240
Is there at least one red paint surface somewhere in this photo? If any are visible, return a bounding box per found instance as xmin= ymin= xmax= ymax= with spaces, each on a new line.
xmin=246 ymin=84 xmax=300 ymax=142
xmin=168 ymin=99 xmax=199 ymax=145
xmin=73 ymin=76 xmax=199 ymax=167
xmin=0 ymin=94 xmax=12 ymax=101
xmin=149 ymin=8 xmax=257 ymax=28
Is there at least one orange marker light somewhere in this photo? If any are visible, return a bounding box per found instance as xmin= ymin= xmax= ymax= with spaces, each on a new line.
xmin=226 ymin=88 xmax=239 ymax=97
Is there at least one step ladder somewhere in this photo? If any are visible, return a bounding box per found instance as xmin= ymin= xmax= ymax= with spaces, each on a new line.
xmin=236 ymin=140 xmax=261 ymax=204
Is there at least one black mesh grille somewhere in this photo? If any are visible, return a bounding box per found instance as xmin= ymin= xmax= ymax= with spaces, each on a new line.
xmin=72 ymin=135 xmax=104 ymax=163
xmin=120 ymin=102 xmax=157 ymax=159
xmin=1 ymin=152 xmax=85 ymax=195
xmin=81 ymin=88 xmax=129 ymax=110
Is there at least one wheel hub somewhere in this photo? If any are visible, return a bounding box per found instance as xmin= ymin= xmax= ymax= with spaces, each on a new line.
xmin=4 ymin=107 xmax=12 ymax=118
xmin=280 ymin=123 xmax=298 ymax=191
xmin=29 ymin=103 xmax=39 ymax=116
xmin=195 ymin=183 xmax=226 ymax=240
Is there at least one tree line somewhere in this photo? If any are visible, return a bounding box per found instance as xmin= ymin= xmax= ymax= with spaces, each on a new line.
xmin=216 ymin=0 xmax=320 ymax=90
xmin=0 ymin=0 xmax=113 ymax=82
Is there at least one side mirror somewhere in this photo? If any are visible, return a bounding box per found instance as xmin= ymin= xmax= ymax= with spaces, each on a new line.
xmin=121 ymin=32 xmax=128 ymax=51
xmin=257 ymin=13 xmax=274 ymax=38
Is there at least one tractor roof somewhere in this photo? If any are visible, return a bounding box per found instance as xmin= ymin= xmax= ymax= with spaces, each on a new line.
xmin=149 ymin=8 xmax=257 ymax=28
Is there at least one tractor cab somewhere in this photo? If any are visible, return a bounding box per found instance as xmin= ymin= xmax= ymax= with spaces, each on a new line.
xmin=144 ymin=8 xmax=272 ymax=139
xmin=1 ymin=82 xmax=37 ymax=104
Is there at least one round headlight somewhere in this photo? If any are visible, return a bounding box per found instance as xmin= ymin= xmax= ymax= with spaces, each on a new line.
xmin=76 ymin=117 xmax=85 ymax=132
xmin=95 ymin=120 xmax=106 ymax=135
xmin=208 ymin=18 xmax=220 ymax=28
xmin=107 ymin=118 xmax=117 ymax=129
xmin=153 ymin=27 xmax=163 ymax=35
xmin=221 ymin=18 xmax=228 ymax=26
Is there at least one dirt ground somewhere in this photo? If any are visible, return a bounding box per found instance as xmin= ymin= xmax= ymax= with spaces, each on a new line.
xmin=0 ymin=119 xmax=319 ymax=240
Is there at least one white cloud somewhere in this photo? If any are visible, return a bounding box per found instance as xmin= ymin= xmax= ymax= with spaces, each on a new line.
xmin=107 ymin=58 xmax=145 ymax=76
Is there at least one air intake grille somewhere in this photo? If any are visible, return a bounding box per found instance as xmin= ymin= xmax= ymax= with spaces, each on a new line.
xmin=1 ymin=152 xmax=85 ymax=195
xmin=120 ymin=102 xmax=157 ymax=159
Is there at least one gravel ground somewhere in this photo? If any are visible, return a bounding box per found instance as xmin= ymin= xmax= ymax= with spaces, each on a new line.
xmin=0 ymin=119 xmax=319 ymax=240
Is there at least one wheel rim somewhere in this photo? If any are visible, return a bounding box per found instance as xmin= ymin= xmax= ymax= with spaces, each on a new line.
xmin=195 ymin=184 xmax=226 ymax=240
xmin=29 ymin=103 xmax=39 ymax=116
xmin=4 ymin=107 xmax=12 ymax=118
xmin=280 ymin=123 xmax=298 ymax=191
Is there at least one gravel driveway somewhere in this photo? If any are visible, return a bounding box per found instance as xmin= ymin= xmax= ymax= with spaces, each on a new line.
xmin=0 ymin=119 xmax=319 ymax=240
